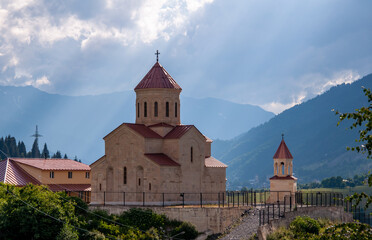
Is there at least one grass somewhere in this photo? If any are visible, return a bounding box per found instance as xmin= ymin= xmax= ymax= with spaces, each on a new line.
xmin=300 ymin=186 xmax=372 ymax=196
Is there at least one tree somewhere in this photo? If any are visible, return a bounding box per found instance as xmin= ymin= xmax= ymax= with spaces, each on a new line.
xmin=0 ymin=183 xmax=79 ymax=239
xmin=41 ymin=143 xmax=50 ymax=159
xmin=18 ymin=141 xmax=27 ymax=157
xmin=63 ymin=154 xmax=68 ymax=159
xmin=336 ymin=87 xmax=372 ymax=207
xmin=52 ymin=151 xmax=62 ymax=158
xmin=31 ymin=138 xmax=41 ymax=158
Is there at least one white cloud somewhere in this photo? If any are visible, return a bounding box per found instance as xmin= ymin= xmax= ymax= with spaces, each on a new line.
xmin=260 ymin=93 xmax=306 ymax=114
xmin=34 ymin=75 xmax=51 ymax=87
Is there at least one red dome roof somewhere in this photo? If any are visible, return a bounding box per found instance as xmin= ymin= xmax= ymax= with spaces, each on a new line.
xmin=135 ymin=62 xmax=182 ymax=90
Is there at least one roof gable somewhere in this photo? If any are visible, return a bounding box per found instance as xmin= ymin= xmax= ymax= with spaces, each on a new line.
xmin=144 ymin=153 xmax=180 ymax=166
xmin=205 ymin=156 xmax=227 ymax=168
xmin=273 ymin=140 xmax=293 ymax=159
xmin=135 ymin=62 xmax=182 ymax=90
xmin=0 ymin=159 xmax=41 ymax=185
xmin=104 ymin=123 xmax=162 ymax=140
xmin=10 ymin=158 xmax=90 ymax=171
xmin=164 ymin=125 xmax=193 ymax=139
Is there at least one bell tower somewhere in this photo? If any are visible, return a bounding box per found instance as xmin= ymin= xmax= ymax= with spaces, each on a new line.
xmin=134 ymin=51 xmax=182 ymax=126
xmin=268 ymin=135 xmax=297 ymax=204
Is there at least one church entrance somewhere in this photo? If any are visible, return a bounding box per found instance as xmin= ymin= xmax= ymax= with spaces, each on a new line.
xmin=136 ymin=166 xmax=144 ymax=202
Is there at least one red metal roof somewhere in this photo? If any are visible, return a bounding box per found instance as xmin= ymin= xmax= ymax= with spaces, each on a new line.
xmin=10 ymin=158 xmax=90 ymax=171
xmin=164 ymin=125 xmax=193 ymax=139
xmin=269 ymin=175 xmax=297 ymax=180
xmin=144 ymin=153 xmax=180 ymax=166
xmin=48 ymin=184 xmax=91 ymax=192
xmin=205 ymin=156 xmax=227 ymax=168
xmin=273 ymin=140 xmax=293 ymax=159
xmin=135 ymin=62 xmax=182 ymax=90
xmin=104 ymin=123 xmax=162 ymax=139
xmin=0 ymin=159 xmax=41 ymax=185
xmin=148 ymin=122 xmax=174 ymax=128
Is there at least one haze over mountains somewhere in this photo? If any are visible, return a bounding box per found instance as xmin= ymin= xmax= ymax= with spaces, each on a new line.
xmin=0 ymin=86 xmax=273 ymax=163
xmin=213 ymin=74 xmax=372 ymax=189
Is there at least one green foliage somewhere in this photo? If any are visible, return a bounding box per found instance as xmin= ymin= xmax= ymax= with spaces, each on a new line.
xmin=0 ymin=183 xmax=78 ymax=240
xmin=268 ymin=217 xmax=372 ymax=240
xmin=321 ymin=176 xmax=346 ymax=188
xmin=336 ymin=87 xmax=372 ymax=208
xmin=289 ymin=216 xmax=321 ymax=237
xmin=171 ymin=222 xmax=199 ymax=240
xmin=41 ymin=143 xmax=50 ymax=158
xmin=119 ymin=208 xmax=167 ymax=231
xmin=56 ymin=224 xmax=79 ymax=240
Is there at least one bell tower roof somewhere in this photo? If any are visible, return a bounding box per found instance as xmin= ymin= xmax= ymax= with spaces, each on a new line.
xmin=134 ymin=62 xmax=182 ymax=90
xmin=273 ymin=139 xmax=293 ymax=159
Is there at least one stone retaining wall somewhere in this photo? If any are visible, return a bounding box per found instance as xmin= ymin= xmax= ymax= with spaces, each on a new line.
xmin=257 ymin=206 xmax=353 ymax=240
xmin=90 ymin=206 xmax=250 ymax=233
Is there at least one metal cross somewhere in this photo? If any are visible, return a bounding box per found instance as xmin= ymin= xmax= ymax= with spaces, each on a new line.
xmin=155 ymin=50 xmax=160 ymax=62
xmin=282 ymin=133 xmax=284 ymax=140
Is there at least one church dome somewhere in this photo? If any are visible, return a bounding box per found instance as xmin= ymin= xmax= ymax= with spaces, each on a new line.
xmin=134 ymin=62 xmax=182 ymax=90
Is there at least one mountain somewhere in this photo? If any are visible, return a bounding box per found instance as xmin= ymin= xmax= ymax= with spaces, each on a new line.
xmin=213 ymin=74 xmax=372 ymax=189
xmin=0 ymin=86 xmax=273 ymax=163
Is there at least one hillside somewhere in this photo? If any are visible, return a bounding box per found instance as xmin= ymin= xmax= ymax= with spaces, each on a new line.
xmin=213 ymin=74 xmax=372 ymax=188
xmin=0 ymin=86 xmax=273 ymax=163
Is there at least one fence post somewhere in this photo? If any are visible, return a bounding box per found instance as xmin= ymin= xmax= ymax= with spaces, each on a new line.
xmin=228 ymin=192 xmax=230 ymax=208
xmin=251 ymin=189 xmax=253 ymax=206
xmin=259 ymin=209 xmax=261 ymax=226
xmin=283 ymin=196 xmax=286 ymax=216
xmin=218 ymin=192 xmax=220 ymax=208
xmin=233 ymin=192 xmax=235 ymax=207
xmin=272 ymin=204 xmax=274 ymax=219
xmin=238 ymin=192 xmax=240 ymax=207
xmin=181 ymin=193 xmax=184 ymax=208
xmin=223 ymin=192 xmax=225 ymax=208
xmin=143 ymin=192 xmax=145 ymax=206
xmin=254 ymin=191 xmax=257 ymax=207
xmin=104 ymin=191 xmax=106 ymax=206
xmin=277 ymin=201 xmax=280 ymax=218
xmin=200 ymin=193 xmax=203 ymax=208
xmin=162 ymin=193 xmax=165 ymax=207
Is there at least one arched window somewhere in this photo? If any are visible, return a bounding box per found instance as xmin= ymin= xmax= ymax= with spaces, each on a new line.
xmin=191 ymin=147 xmax=193 ymax=162
xmin=144 ymin=102 xmax=147 ymax=117
xmin=123 ymin=167 xmax=127 ymax=184
xmin=281 ymin=162 xmax=285 ymax=175
xmin=99 ymin=183 xmax=102 ymax=191
xmin=138 ymin=178 xmax=141 ymax=186
xmin=175 ymin=102 xmax=178 ymax=117
xmin=154 ymin=102 xmax=158 ymax=117
xmin=137 ymin=103 xmax=140 ymax=118
xmin=166 ymin=102 xmax=169 ymax=117
xmin=149 ymin=183 xmax=151 ymax=191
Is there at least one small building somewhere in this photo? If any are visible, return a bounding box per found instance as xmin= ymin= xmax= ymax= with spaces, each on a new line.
xmin=268 ymin=137 xmax=297 ymax=204
xmin=0 ymin=158 xmax=91 ymax=202
xmin=90 ymin=59 xmax=227 ymax=205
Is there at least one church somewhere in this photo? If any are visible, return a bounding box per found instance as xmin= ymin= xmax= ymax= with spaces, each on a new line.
xmin=90 ymin=55 xmax=227 ymax=205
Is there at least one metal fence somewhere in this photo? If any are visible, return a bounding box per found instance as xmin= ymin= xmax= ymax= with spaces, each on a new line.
xmin=82 ymin=190 xmax=292 ymax=208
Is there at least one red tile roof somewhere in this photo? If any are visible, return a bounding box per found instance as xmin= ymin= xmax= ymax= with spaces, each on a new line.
xmin=205 ymin=156 xmax=227 ymax=168
xmin=273 ymin=140 xmax=293 ymax=159
xmin=144 ymin=153 xmax=180 ymax=166
xmin=0 ymin=159 xmax=41 ymax=185
xmin=269 ymin=175 xmax=297 ymax=180
xmin=10 ymin=158 xmax=90 ymax=171
xmin=164 ymin=125 xmax=193 ymax=139
xmin=135 ymin=62 xmax=182 ymax=90
xmin=48 ymin=184 xmax=91 ymax=192
xmin=104 ymin=123 xmax=162 ymax=140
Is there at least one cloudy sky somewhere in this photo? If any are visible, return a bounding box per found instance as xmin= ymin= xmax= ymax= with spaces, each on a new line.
xmin=1 ymin=0 xmax=371 ymax=114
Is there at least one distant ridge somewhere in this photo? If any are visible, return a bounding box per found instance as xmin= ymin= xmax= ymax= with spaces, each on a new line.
xmin=0 ymin=85 xmax=273 ymax=163
xmin=213 ymin=74 xmax=372 ymax=188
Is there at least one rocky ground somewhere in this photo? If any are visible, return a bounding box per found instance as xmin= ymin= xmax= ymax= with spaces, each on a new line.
xmin=209 ymin=208 xmax=260 ymax=240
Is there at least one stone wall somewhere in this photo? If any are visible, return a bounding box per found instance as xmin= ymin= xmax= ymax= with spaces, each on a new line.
xmin=257 ymin=206 xmax=353 ymax=240
xmin=90 ymin=205 xmax=250 ymax=234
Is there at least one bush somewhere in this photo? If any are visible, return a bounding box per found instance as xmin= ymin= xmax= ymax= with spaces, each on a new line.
xmin=289 ymin=216 xmax=321 ymax=236
xmin=119 ymin=208 xmax=167 ymax=231
xmin=321 ymin=222 xmax=372 ymax=239
xmin=171 ymin=222 xmax=198 ymax=240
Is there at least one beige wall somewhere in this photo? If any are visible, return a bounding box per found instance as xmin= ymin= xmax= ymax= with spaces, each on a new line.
xmin=135 ymin=88 xmax=181 ymax=126
xmin=16 ymin=162 xmax=90 ymax=185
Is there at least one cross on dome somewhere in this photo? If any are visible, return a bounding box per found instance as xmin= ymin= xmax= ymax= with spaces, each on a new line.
xmin=155 ymin=50 xmax=160 ymax=62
